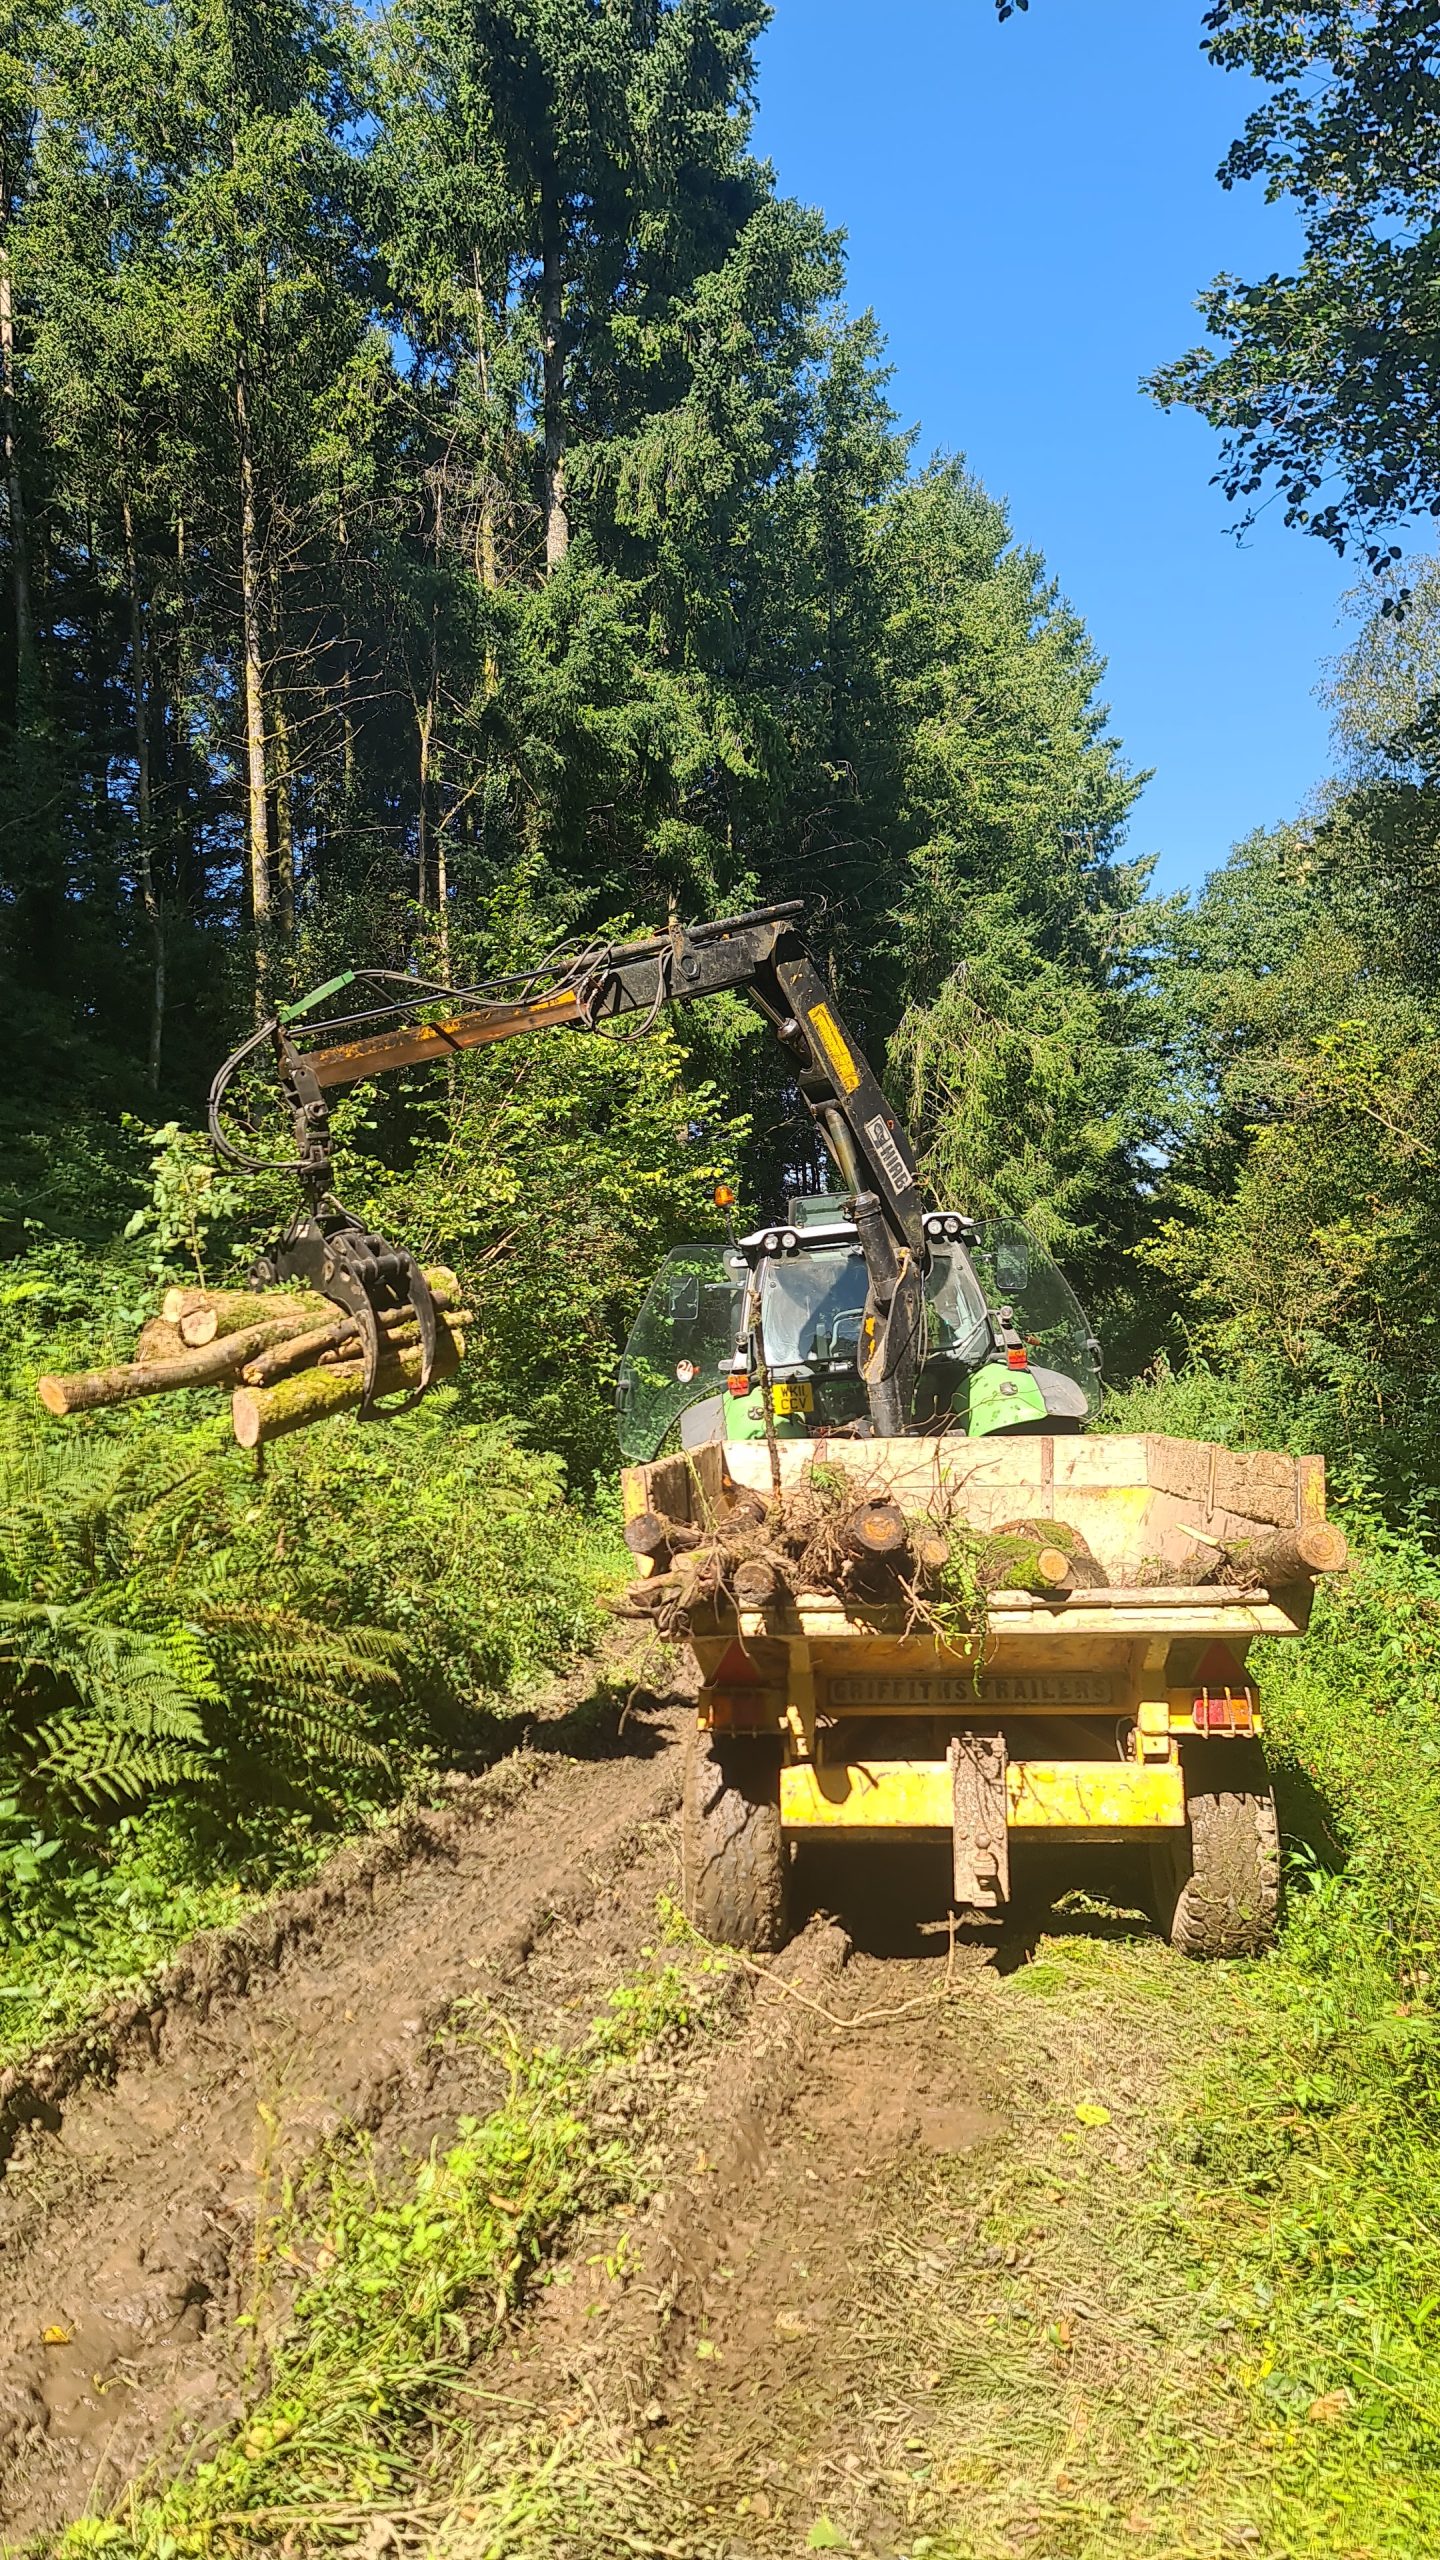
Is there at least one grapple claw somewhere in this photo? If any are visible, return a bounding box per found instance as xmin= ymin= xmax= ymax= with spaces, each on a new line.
xmin=252 ymin=1207 xmax=442 ymax=1419
xmin=403 ymin=1254 xmax=440 ymax=1391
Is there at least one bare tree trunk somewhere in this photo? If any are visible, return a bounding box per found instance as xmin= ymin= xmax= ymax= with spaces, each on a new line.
xmin=416 ymin=687 xmax=432 ymax=914
xmin=272 ymin=682 xmax=295 ymax=937
xmin=0 ymin=245 xmax=33 ymax=687
xmin=122 ymin=495 xmax=165 ymax=1090
xmin=473 ymin=251 xmax=500 ymax=598
xmin=336 ymin=483 xmax=356 ymax=800
xmin=235 ymin=366 xmax=271 ymax=991
xmin=539 ymin=182 xmax=569 ymax=572
xmin=434 ymin=774 xmax=450 ymax=975
xmin=268 ymin=538 xmax=294 ymax=940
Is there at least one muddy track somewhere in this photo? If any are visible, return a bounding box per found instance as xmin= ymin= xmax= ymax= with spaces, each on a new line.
xmin=0 ymin=1678 xmax=691 ymax=2542
xmin=0 ymin=1676 xmax=1197 ymax=2560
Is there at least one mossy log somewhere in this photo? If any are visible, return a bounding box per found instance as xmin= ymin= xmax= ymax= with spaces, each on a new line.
xmin=240 ymin=1294 xmax=469 ymax=1389
xmin=230 ymin=1321 xmax=464 ymax=1448
xmin=1214 ymin=1523 xmax=1349 ymax=1586
xmin=166 ymin=1267 xmax=460 ymax=1348
xmin=36 ymin=1315 xmax=323 ymax=1418
xmin=986 ymin=1518 xmax=1107 ymax=1594
xmin=165 ymin=1286 xmax=328 ymax=1345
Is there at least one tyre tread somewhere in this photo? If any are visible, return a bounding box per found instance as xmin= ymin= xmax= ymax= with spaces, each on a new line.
xmin=681 ymin=1727 xmax=788 ymax=1954
xmin=1169 ymin=1742 xmax=1280 ymax=1960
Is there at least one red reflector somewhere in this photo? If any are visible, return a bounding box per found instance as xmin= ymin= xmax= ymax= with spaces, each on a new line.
xmin=711 ymin=1640 xmax=762 ymax=1687
xmin=727 ymin=1373 xmax=751 ymax=1397
xmin=707 ymin=1691 xmax=769 ymax=1731
xmin=1195 ymin=1641 xmax=1246 ymax=1690
xmin=1006 ymin=1347 xmax=1028 ymax=1369
xmin=1192 ymin=1689 xmax=1256 ymax=1734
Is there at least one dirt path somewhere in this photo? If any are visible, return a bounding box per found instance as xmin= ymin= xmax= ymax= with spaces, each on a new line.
xmin=0 ymin=1715 xmax=1273 ymax=2560
xmin=458 ymin=1841 xmax=1262 ymax=2560
xmin=0 ymin=1672 xmax=690 ymax=2541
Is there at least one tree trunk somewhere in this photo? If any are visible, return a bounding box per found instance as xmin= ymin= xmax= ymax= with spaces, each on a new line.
xmin=539 ymin=180 xmax=570 ymax=571
xmin=0 ymin=244 xmax=34 ymax=689
xmin=272 ymin=680 xmax=296 ymax=939
xmin=122 ymin=496 xmax=165 ymax=1090
xmin=416 ymin=688 xmax=432 ymax=912
xmin=236 ymin=366 xmax=271 ymax=989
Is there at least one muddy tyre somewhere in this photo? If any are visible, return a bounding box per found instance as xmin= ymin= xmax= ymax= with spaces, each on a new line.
xmin=1153 ymin=1741 xmax=1280 ymax=1959
xmin=682 ymin=1726 xmax=789 ymax=1953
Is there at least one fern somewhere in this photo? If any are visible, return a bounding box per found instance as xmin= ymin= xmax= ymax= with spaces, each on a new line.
xmin=0 ymin=1598 xmax=214 ymax=1805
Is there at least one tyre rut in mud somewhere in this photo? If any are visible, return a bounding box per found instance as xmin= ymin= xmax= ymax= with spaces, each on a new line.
xmin=0 ymin=1688 xmax=690 ymax=2544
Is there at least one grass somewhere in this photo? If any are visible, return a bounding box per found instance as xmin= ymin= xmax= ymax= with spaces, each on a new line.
xmin=0 ymin=1801 xmax=339 ymax=2065
xmin=713 ymin=1507 xmax=1440 ymax=2559
xmin=62 ymin=1942 xmax=730 ymax=2559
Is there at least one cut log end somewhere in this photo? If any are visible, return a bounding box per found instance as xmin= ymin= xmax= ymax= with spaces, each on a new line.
xmin=844 ymin=1499 xmax=908 ymax=1560
xmin=624 ymin=1510 xmax=673 ymax=1561
xmin=732 ymin=1557 xmax=779 ymax=1608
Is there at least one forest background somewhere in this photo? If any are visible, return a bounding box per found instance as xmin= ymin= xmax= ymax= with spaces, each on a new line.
xmin=2 ymin=0 xmax=1440 ymax=2020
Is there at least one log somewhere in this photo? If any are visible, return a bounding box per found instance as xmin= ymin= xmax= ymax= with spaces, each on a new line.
xmin=625 ymin=1510 xmax=675 ymax=1560
xmin=622 ymin=1509 xmax=707 ymax=1562
xmin=169 ymin=1267 xmax=461 ymax=1347
xmin=843 ymin=1499 xmax=909 ymax=1562
xmin=732 ymin=1557 xmax=779 ymax=1609
xmin=244 ymin=1302 xmax=471 ymax=1389
xmin=230 ymin=1325 xmax=464 ymax=1449
xmin=989 ymin=1518 xmax=1107 ymax=1594
xmin=162 ymin=1285 xmax=320 ymax=1344
xmin=133 ymin=1317 xmax=185 ymax=1364
xmin=1219 ymin=1524 xmax=1348 ymax=1586
xmin=913 ymin=1529 xmax=951 ymax=1578
xmin=36 ymin=1315 xmax=325 ymax=1418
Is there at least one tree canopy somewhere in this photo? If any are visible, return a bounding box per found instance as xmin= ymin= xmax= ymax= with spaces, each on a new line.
xmin=1150 ymin=3 xmax=1440 ymax=565
xmin=0 ymin=0 xmax=1160 ymax=1439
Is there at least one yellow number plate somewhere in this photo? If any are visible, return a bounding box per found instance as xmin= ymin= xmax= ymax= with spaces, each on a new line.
xmin=771 ymin=1381 xmax=814 ymax=1416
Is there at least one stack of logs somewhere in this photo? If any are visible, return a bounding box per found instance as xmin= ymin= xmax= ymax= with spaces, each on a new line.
xmin=36 ymin=1270 xmax=467 ymax=1448
xmin=616 ymin=1485 xmax=1111 ymax=1639
xmin=616 ymin=1478 xmax=1351 ymax=1636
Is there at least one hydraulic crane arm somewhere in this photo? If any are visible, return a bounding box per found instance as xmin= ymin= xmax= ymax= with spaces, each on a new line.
xmin=208 ymin=902 xmax=929 ymax=1432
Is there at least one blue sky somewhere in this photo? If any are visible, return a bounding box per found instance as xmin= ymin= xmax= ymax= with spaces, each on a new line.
xmin=753 ymin=0 xmax=1354 ymax=900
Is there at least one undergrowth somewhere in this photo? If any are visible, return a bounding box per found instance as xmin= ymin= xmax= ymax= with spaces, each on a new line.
xmin=0 ymin=1225 xmax=625 ymax=2063
xmin=1099 ymin=1363 xmax=1440 ymax=2541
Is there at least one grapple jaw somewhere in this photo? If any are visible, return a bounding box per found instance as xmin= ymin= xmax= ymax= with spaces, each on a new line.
xmin=251 ymin=1208 xmax=440 ymax=1418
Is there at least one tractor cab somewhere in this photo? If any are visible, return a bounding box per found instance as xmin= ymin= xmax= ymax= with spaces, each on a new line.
xmin=616 ymin=1198 xmax=1101 ymax=1465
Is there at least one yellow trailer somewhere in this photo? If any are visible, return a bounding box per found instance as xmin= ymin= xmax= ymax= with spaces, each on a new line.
xmin=622 ymin=1431 xmax=1335 ymax=1960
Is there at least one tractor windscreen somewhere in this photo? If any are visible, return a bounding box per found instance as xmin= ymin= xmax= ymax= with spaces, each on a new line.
xmin=968 ymin=1217 xmax=1101 ymax=1409
xmin=760 ymin=1245 xmax=868 ymax=1372
xmin=616 ymin=1246 xmax=745 ymax=1462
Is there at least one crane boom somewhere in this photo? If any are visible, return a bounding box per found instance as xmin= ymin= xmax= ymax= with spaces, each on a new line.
xmin=208 ymin=903 xmax=930 ymax=1432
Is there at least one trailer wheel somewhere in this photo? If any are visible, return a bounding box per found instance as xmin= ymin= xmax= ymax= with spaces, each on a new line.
xmin=1153 ymin=1741 xmax=1281 ymax=1959
xmin=681 ymin=1727 xmax=789 ymax=1954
